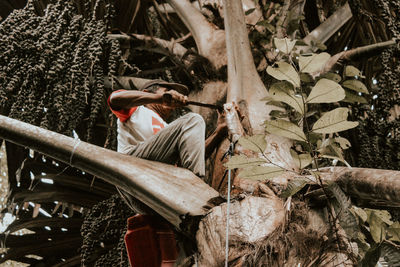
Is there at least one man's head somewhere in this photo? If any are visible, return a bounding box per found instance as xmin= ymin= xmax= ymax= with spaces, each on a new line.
xmin=140 ymin=80 xmax=188 ymax=120
xmin=139 ymin=79 xmax=189 ymax=95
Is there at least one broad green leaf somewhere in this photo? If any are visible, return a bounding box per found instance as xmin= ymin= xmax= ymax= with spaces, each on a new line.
xmin=224 ymin=155 xmax=266 ymax=169
xmin=299 ymin=52 xmax=330 ymax=73
xmin=290 ymin=149 xmax=312 ymax=169
xmin=266 ymin=62 xmax=300 ymax=87
xmin=366 ymin=209 xmax=392 ymax=243
xmin=238 ymin=135 xmax=267 ymax=153
xmin=270 ymin=81 xmax=305 ymax=114
xmin=321 ymin=154 xmax=351 ymax=167
xmin=321 ymin=72 xmax=342 ymax=83
xmin=342 ymin=79 xmax=369 ymax=94
xmin=274 ymin=37 xmax=296 ymax=54
xmin=280 ymin=178 xmax=308 ymax=198
xmin=312 ymin=107 xmax=359 ymax=134
xmin=306 ymin=78 xmax=345 ymax=103
xmin=335 ymin=137 xmax=351 ymax=149
xmin=343 ymin=90 xmax=368 ymax=104
xmin=265 ymin=119 xmax=306 ymax=141
xmin=239 ymin=165 xmax=284 ymax=180
xmin=351 ymin=206 xmax=368 ymax=222
xmin=318 ymin=140 xmax=347 ymax=163
xmin=300 ymin=73 xmax=313 ymax=83
xmin=245 ymin=8 xmax=256 ymax=15
xmin=387 ymin=222 xmax=400 ymax=242
xmin=366 ymin=209 xmax=393 ymax=225
xmin=344 ymin=65 xmax=364 ymax=77
xmin=256 ymin=20 xmax=275 ymax=33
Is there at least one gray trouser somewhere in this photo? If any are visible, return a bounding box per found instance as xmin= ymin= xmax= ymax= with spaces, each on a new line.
xmin=123 ymin=112 xmax=206 ymax=177
xmin=119 ymin=113 xmax=206 ymax=214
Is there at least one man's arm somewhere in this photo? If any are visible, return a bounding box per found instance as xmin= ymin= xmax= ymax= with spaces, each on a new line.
xmin=109 ymin=89 xmax=187 ymax=110
xmin=205 ymin=112 xmax=228 ymax=158
xmin=109 ymin=90 xmax=163 ymax=110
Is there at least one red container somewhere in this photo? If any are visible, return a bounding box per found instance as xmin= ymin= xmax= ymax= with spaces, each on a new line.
xmin=124 ymin=215 xmax=178 ymax=267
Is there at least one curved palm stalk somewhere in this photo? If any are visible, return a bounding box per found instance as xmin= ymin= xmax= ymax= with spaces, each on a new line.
xmin=322 ymin=167 xmax=400 ymax=208
xmin=108 ymin=33 xmax=191 ymax=64
xmin=166 ymin=0 xmax=227 ymax=69
xmin=0 ymin=115 xmax=219 ymax=230
xmin=303 ymin=3 xmax=352 ymax=50
xmin=323 ymin=39 xmax=397 ymax=73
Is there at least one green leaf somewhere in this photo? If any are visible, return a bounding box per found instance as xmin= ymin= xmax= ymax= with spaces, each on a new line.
xmin=344 ymin=65 xmax=364 ymax=77
xmin=265 ymin=119 xmax=307 ymax=141
xmin=245 ymin=8 xmax=256 ymax=15
xmin=299 ymin=52 xmax=330 ymax=73
xmin=266 ymin=62 xmax=300 ymax=87
xmin=300 ymin=73 xmax=314 ymax=83
xmin=321 ymin=72 xmax=342 ymax=83
xmin=224 ymin=155 xmax=266 ymax=169
xmin=351 ymin=206 xmax=368 ymax=222
xmin=273 ymin=37 xmax=296 ymax=54
xmin=321 ymin=154 xmax=351 ymax=167
xmin=290 ymin=149 xmax=312 ymax=169
xmin=269 ymin=110 xmax=287 ymax=119
xmin=238 ymin=135 xmax=267 ymax=153
xmin=366 ymin=209 xmax=393 ymax=226
xmin=318 ymin=139 xmax=351 ymax=166
xmin=387 ymin=222 xmax=400 ymax=242
xmin=270 ymin=81 xmax=305 ymax=114
xmin=343 ymin=89 xmax=368 ymax=104
xmin=342 ymin=79 xmax=369 ymax=94
xmin=306 ymin=78 xmax=345 ymax=103
xmin=280 ymin=178 xmax=308 ymax=198
xmin=335 ymin=137 xmax=351 ymax=149
xmin=312 ymin=107 xmax=359 ymax=134
xmin=239 ymin=165 xmax=284 ymax=180
xmin=256 ymin=20 xmax=275 ymax=33
xmin=366 ymin=209 xmax=392 ymax=243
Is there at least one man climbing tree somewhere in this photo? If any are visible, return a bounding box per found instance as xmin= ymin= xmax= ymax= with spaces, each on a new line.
xmin=108 ymin=80 xmax=227 ymax=178
xmin=0 ymin=0 xmax=399 ymax=266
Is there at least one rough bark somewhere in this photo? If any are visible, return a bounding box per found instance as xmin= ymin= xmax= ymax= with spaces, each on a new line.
xmin=166 ymin=0 xmax=227 ymax=69
xmin=196 ymin=196 xmax=285 ymax=266
xmin=0 ymin=115 xmax=218 ymax=230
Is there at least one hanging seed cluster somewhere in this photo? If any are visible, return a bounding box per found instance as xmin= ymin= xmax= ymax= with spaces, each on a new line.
xmin=355 ymin=0 xmax=400 ymax=170
xmin=81 ymin=194 xmax=133 ymax=266
xmin=0 ymin=0 xmax=120 ymax=141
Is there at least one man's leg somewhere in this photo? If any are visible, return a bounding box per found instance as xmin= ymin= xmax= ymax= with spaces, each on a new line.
xmin=122 ymin=113 xmax=206 ymax=177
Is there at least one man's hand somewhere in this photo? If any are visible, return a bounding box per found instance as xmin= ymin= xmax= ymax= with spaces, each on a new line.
xmin=162 ymin=90 xmax=188 ymax=107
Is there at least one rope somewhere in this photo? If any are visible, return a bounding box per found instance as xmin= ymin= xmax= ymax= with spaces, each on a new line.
xmin=69 ymin=138 xmax=81 ymax=166
xmin=224 ymin=142 xmax=234 ymax=267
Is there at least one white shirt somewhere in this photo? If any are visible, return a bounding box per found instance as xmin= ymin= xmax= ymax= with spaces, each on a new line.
xmin=108 ymin=91 xmax=168 ymax=153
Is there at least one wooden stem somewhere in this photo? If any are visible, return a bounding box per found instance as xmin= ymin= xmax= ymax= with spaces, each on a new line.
xmin=0 ymin=115 xmax=219 ymax=230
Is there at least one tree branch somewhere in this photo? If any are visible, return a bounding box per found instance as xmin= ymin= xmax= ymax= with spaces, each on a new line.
xmin=0 ymin=115 xmax=219 ymax=230
xmin=302 ymin=3 xmax=352 ymax=51
xmin=166 ymin=0 xmax=227 ymax=68
xmin=323 ymin=39 xmax=397 ymax=73
xmin=108 ymin=33 xmax=189 ymax=60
